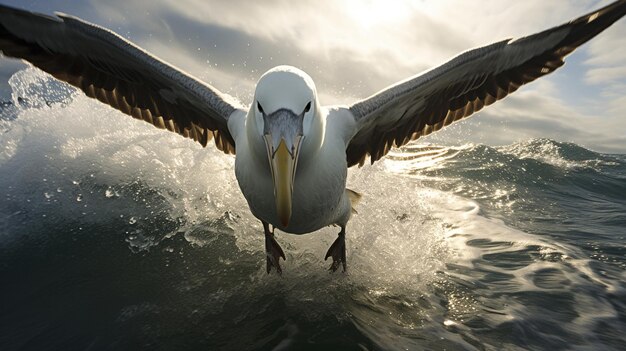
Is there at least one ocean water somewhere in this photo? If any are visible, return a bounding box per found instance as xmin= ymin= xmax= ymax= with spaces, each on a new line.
xmin=1 ymin=69 xmax=625 ymax=350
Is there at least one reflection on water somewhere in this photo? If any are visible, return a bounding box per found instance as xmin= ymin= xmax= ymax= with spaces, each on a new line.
xmin=1 ymin=69 xmax=625 ymax=350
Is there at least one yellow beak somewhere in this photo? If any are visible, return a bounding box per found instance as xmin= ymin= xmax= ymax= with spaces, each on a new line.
xmin=269 ymin=138 xmax=297 ymax=227
xmin=272 ymin=139 xmax=295 ymax=227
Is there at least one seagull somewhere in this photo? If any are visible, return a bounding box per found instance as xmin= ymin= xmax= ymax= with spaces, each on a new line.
xmin=1 ymin=2 xmax=625 ymax=273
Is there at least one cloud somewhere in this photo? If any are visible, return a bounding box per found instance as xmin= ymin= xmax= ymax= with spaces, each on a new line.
xmin=586 ymin=66 xmax=626 ymax=84
xmin=426 ymin=77 xmax=626 ymax=153
xmin=2 ymin=0 xmax=626 ymax=152
xmin=584 ymin=10 xmax=626 ymax=97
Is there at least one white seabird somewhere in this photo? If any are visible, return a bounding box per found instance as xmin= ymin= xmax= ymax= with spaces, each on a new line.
xmin=1 ymin=2 xmax=625 ymax=273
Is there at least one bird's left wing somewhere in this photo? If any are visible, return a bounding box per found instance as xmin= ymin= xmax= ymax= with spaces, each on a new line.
xmin=0 ymin=5 xmax=243 ymax=154
xmin=345 ymin=0 xmax=626 ymax=167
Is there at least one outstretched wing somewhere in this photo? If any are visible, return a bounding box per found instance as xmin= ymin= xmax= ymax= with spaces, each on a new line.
xmin=345 ymin=0 xmax=626 ymax=167
xmin=0 ymin=5 xmax=242 ymax=154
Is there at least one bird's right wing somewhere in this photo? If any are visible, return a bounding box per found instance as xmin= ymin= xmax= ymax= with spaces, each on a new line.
xmin=0 ymin=5 xmax=243 ymax=153
xmin=344 ymin=0 xmax=626 ymax=167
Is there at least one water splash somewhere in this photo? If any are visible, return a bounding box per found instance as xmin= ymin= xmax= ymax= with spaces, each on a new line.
xmin=1 ymin=68 xmax=625 ymax=350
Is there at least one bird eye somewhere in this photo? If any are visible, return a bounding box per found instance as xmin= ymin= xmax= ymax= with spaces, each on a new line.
xmin=257 ymin=101 xmax=264 ymax=114
xmin=304 ymin=101 xmax=311 ymax=113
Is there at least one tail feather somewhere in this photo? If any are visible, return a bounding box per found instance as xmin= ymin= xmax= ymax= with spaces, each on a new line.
xmin=346 ymin=188 xmax=362 ymax=214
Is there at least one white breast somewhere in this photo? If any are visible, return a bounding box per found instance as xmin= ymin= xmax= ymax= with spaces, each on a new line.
xmin=234 ymin=117 xmax=351 ymax=234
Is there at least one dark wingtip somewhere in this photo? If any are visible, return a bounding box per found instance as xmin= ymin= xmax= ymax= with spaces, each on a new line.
xmin=559 ymin=0 xmax=626 ymax=51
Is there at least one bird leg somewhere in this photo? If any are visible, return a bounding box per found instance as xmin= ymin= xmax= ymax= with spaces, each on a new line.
xmin=263 ymin=221 xmax=286 ymax=274
xmin=325 ymin=226 xmax=347 ymax=272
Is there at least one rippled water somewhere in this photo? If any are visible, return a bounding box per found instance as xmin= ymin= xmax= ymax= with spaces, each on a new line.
xmin=1 ymin=69 xmax=625 ymax=350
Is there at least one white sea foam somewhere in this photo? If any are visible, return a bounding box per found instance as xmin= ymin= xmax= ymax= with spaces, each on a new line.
xmin=2 ymin=69 xmax=623 ymax=349
xmin=1 ymin=67 xmax=616 ymax=286
xmin=501 ymin=138 xmax=618 ymax=170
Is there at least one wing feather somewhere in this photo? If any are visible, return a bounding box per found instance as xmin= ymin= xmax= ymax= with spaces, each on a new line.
xmin=346 ymin=0 xmax=626 ymax=167
xmin=0 ymin=5 xmax=243 ymax=153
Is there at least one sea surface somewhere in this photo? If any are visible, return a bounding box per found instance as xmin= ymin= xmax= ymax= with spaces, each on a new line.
xmin=1 ymin=69 xmax=625 ymax=350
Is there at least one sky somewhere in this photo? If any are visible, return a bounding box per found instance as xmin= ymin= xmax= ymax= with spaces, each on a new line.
xmin=1 ymin=0 xmax=625 ymax=153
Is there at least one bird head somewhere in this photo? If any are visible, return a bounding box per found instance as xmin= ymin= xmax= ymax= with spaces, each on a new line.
xmin=253 ymin=66 xmax=319 ymax=227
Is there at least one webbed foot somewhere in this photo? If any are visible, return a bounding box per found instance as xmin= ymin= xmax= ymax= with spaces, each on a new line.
xmin=324 ymin=227 xmax=347 ymax=272
xmin=263 ymin=221 xmax=286 ymax=274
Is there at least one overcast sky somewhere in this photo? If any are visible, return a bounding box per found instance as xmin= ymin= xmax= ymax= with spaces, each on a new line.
xmin=1 ymin=0 xmax=625 ymax=152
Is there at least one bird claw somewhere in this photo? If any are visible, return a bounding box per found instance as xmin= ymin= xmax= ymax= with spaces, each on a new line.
xmin=265 ymin=228 xmax=286 ymax=274
xmin=325 ymin=229 xmax=346 ymax=272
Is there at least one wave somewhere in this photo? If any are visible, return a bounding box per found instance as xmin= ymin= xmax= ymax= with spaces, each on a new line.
xmin=386 ymin=139 xmax=626 ymax=217
xmin=2 ymin=68 xmax=625 ymax=349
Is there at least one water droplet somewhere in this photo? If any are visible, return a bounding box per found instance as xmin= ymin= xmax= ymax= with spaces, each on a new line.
xmin=44 ymin=192 xmax=53 ymax=199
xmin=76 ymin=194 xmax=83 ymax=202
xmin=129 ymin=216 xmax=137 ymax=225
xmin=105 ymin=188 xmax=115 ymax=198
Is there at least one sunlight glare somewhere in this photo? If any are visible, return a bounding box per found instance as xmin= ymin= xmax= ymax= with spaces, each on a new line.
xmin=343 ymin=0 xmax=417 ymax=29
